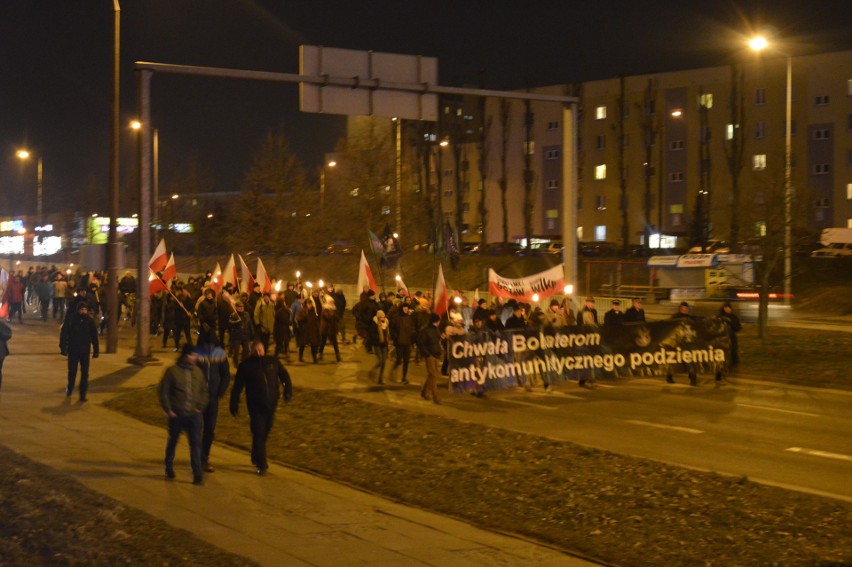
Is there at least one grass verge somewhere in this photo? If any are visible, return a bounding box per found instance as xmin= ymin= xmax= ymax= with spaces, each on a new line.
xmin=106 ymin=386 xmax=852 ymax=567
xmin=0 ymin=444 xmax=257 ymax=566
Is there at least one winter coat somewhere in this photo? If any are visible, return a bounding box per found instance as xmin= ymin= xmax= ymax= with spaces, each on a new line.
xmin=228 ymin=311 xmax=254 ymax=343
xmin=4 ymin=279 xmax=24 ymax=303
xmin=230 ymin=355 xmax=292 ymax=414
xmin=36 ymin=280 xmax=53 ymax=302
xmin=254 ymin=299 xmax=276 ymax=334
xmin=59 ymin=312 xmax=99 ymax=356
xmin=194 ymin=344 xmax=231 ymax=404
xmin=158 ymin=361 xmax=209 ymax=417
xmin=320 ymin=305 xmax=338 ymax=338
xmin=418 ymin=324 xmax=443 ymax=359
xmin=390 ymin=310 xmax=416 ymax=346
xmin=273 ymin=301 xmax=291 ymax=342
xmin=296 ymin=300 xmax=321 ymax=345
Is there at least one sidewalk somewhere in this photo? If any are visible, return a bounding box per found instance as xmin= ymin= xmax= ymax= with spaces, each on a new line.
xmin=0 ymin=313 xmax=594 ymax=566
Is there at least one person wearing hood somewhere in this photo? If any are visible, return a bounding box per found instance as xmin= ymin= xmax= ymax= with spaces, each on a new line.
xmin=59 ymin=302 xmax=99 ymax=403
xmin=253 ymin=292 xmax=276 ymax=351
xmin=390 ymin=302 xmax=416 ymax=384
xmin=158 ymin=344 xmax=209 ymax=485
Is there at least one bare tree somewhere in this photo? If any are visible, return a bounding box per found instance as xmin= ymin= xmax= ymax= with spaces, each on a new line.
xmin=477 ymin=93 xmax=493 ymax=248
xmin=636 ymin=78 xmax=659 ymax=249
xmin=498 ymin=98 xmax=512 ymax=243
xmin=522 ymin=97 xmax=535 ymax=248
xmin=724 ymin=63 xmax=747 ymax=247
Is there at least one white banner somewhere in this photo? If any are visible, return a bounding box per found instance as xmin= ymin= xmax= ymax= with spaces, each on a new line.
xmin=488 ymin=264 xmax=564 ymax=302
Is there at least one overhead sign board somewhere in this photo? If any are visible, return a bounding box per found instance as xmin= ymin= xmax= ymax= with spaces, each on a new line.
xmin=299 ymin=45 xmax=438 ymax=121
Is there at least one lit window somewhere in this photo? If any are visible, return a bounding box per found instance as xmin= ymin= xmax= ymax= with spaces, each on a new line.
xmin=595 ymin=225 xmax=606 ymax=241
xmin=848 ymin=218 xmax=852 ymax=228
xmin=595 ymin=105 xmax=607 ymax=120
xmin=755 ymin=121 xmax=765 ymax=139
xmin=754 ymin=88 xmax=766 ymax=105
xmin=595 ymin=164 xmax=606 ymax=180
xmin=847 ymin=183 xmax=852 ymax=200
xmin=755 ymin=221 xmax=767 ymax=236
xmin=525 ymin=142 xmax=535 ymax=155
xmin=753 ymin=154 xmax=767 ymax=171
xmin=813 ymin=164 xmax=830 ymax=175
xmin=848 ymin=79 xmax=852 ymax=96
xmin=576 ymin=226 xmax=584 ymax=240
xmin=699 ymin=93 xmax=713 ymax=108
xmin=725 ymin=124 xmax=737 ymax=140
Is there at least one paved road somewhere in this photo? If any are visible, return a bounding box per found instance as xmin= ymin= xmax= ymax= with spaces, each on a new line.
xmin=308 ymin=339 xmax=852 ymax=503
xmin=0 ymin=315 xmax=594 ymax=567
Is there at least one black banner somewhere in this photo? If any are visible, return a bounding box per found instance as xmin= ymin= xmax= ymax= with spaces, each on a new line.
xmin=447 ymin=318 xmax=731 ymax=393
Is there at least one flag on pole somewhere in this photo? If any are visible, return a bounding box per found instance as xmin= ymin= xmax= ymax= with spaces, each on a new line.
xmin=221 ymin=254 xmax=237 ymax=291
xmin=148 ymin=269 xmax=167 ymax=296
xmin=0 ymin=268 xmax=8 ymax=319
xmin=444 ymin=222 xmax=460 ymax=270
xmin=237 ymin=254 xmax=255 ymax=293
xmin=379 ymin=223 xmax=402 ymax=268
xmin=149 ymin=238 xmax=168 ymax=273
xmin=256 ymin=258 xmax=272 ymax=293
xmin=161 ymin=253 xmax=177 ymax=283
xmin=209 ymin=262 xmax=223 ymax=292
xmin=394 ymin=274 xmax=409 ymax=296
xmin=356 ymin=251 xmax=377 ymax=294
xmin=367 ymin=229 xmax=384 ymax=257
xmin=433 ymin=264 xmax=449 ymax=317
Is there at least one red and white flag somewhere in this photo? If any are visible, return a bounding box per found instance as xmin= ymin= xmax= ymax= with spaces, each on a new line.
xmin=148 ymin=238 xmax=168 ymax=273
xmin=221 ymin=255 xmax=237 ymax=291
xmin=161 ymin=253 xmax=177 ymax=283
xmin=256 ymin=258 xmax=272 ymax=294
xmin=433 ymin=263 xmax=449 ymax=317
xmin=209 ymin=262 xmax=223 ymax=292
xmin=356 ymin=250 xmax=377 ymax=295
xmin=148 ymin=269 xmax=167 ymax=296
xmin=238 ymin=254 xmax=255 ymax=293
xmin=394 ymin=274 xmax=409 ymax=296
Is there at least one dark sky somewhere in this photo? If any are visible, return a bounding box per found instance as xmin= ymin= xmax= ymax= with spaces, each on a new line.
xmin=2 ymin=0 xmax=851 ymax=216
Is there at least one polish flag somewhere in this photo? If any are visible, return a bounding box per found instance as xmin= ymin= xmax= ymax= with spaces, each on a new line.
xmin=433 ymin=263 xmax=449 ymax=317
xmin=148 ymin=238 xmax=168 ymax=273
xmin=356 ymin=251 xmax=377 ymax=295
xmin=238 ymin=254 xmax=255 ymax=293
xmin=148 ymin=269 xmax=167 ymax=296
xmin=221 ymin=254 xmax=237 ymax=291
xmin=161 ymin=253 xmax=177 ymax=283
xmin=209 ymin=262 xmax=223 ymax=292
xmin=256 ymin=258 xmax=272 ymax=293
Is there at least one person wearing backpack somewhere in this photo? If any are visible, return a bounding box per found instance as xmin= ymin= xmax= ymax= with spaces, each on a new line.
xmin=0 ymin=319 xmax=11 ymax=390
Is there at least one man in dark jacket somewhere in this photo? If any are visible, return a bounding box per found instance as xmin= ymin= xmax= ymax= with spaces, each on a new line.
xmin=195 ymin=338 xmax=231 ymax=472
xmin=624 ymin=298 xmax=646 ymax=323
xmin=666 ymin=302 xmax=698 ymax=386
xmin=418 ymin=313 xmax=443 ymax=404
xmin=158 ymin=344 xmax=209 ymax=485
xmin=195 ymin=288 xmax=219 ymax=346
xmin=230 ymin=342 xmax=292 ymax=476
xmin=390 ymin=303 xmax=416 ymax=384
xmin=59 ymin=303 xmax=99 ymax=402
xmin=603 ymin=300 xmax=625 ymax=327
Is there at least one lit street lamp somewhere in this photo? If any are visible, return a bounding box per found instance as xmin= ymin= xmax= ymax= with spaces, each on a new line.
xmin=15 ymin=150 xmax=43 ymax=223
xmin=750 ymin=35 xmax=792 ymax=305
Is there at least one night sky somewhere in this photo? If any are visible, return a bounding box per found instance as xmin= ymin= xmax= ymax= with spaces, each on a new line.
xmin=2 ymin=0 xmax=851 ymax=216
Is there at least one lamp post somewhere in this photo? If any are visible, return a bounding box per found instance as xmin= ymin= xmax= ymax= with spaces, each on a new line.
xmin=15 ymin=150 xmax=43 ymax=223
xmin=319 ymin=160 xmax=336 ymax=210
xmin=749 ymin=36 xmax=792 ymax=305
xmin=107 ymin=0 xmax=121 ymax=354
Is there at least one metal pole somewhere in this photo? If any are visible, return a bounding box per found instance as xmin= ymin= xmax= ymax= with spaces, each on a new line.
xmin=153 ymin=128 xmax=159 ymax=213
xmin=395 ymin=118 xmax=402 ymax=232
xmin=36 ymin=157 xmax=43 ymax=224
xmin=561 ymin=103 xmax=578 ymax=296
xmin=132 ymin=68 xmax=153 ymax=364
xmin=783 ymin=55 xmax=792 ymax=305
xmin=106 ymin=0 xmax=120 ymax=354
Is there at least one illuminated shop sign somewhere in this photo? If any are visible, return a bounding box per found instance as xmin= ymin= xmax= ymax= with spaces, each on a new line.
xmin=33 ymin=235 xmax=62 ymax=256
xmin=0 ymin=236 xmax=25 ymax=255
xmin=0 ymin=220 xmax=25 ymax=233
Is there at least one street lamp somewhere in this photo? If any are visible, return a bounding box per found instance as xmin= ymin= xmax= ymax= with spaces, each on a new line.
xmin=319 ymin=160 xmax=336 ymax=209
xmin=15 ymin=150 xmax=43 ymax=223
xmin=750 ymin=35 xmax=792 ymax=305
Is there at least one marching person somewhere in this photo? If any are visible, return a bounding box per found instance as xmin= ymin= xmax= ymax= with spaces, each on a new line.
xmin=229 ymin=342 xmax=292 ymax=476
xmin=319 ymin=296 xmax=341 ymax=362
xmin=603 ymin=299 xmax=625 ymax=327
xmin=59 ymin=302 xmax=99 ymax=402
xmin=666 ymin=302 xmax=698 ymax=386
xmin=624 ymin=297 xmax=646 ymax=323
xmin=253 ymin=292 xmax=276 ymax=351
xmin=418 ymin=313 xmax=443 ymax=404
xmin=194 ymin=337 xmax=231 ymax=473
xmin=718 ymin=301 xmax=742 ymax=370
xmin=158 ymin=344 xmax=209 ymax=485
xmin=368 ymin=309 xmax=391 ymax=384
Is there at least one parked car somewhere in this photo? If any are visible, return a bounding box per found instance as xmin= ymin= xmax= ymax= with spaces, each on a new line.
xmin=484 ymin=242 xmax=524 ymax=256
xmin=687 ymin=240 xmax=730 ymax=254
xmin=321 ymin=241 xmax=355 ymax=255
xmin=810 ymin=242 xmax=852 ymax=258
